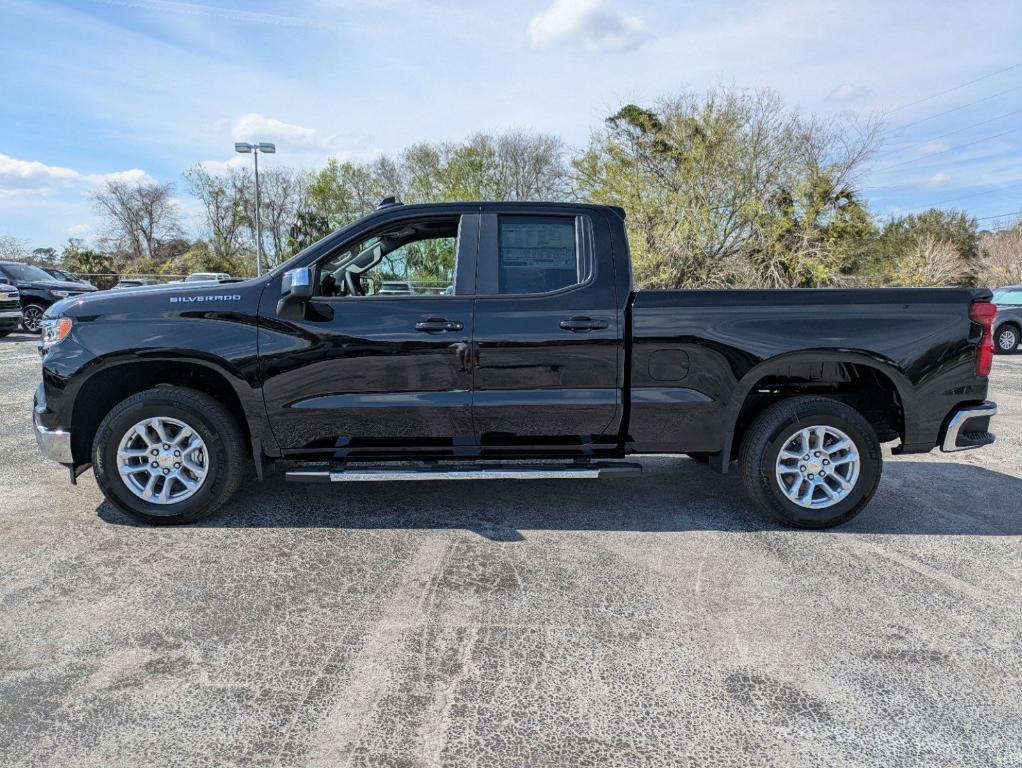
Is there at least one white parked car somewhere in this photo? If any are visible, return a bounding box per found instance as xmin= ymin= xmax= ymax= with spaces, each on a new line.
xmin=185 ymin=272 xmax=232 ymax=283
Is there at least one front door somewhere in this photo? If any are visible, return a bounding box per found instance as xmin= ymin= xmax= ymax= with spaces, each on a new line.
xmin=260 ymin=214 xmax=478 ymax=456
xmin=471 ymin=211 xmax=622 ymax=453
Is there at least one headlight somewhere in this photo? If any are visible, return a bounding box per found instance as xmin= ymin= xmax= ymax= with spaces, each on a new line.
xmin=41 ymin=317 xmax=73 ymax=349
xmin=49 ymin=289 xmax=71 ymax=298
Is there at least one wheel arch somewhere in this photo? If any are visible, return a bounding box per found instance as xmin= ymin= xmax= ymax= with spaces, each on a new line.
xmin=69 ymin=356 xmax=269 ymax=465
xmin=725 ymin=350 xmax=911 ymax=455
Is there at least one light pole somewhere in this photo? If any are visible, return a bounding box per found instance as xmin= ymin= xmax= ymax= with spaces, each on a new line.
xmin=234 ymin=141 xmax=276 ymax=276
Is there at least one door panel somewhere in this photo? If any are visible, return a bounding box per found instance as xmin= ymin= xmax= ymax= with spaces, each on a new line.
xmin=259 ymin=214 xmax=478 ymax=455
xmin=471 ymin=212 xmax=622 ymax=451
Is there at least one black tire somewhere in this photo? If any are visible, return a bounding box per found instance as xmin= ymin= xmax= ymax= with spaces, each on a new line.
xmin=21 ymin=304 xmax=45 ymax=334
xmin=738 ymin=397 xmax=882 ymax=529
xmin=995 ymin=323 xmax=1019 ymax=354
xmin=92 ymin=387 xmax=245 ymax=524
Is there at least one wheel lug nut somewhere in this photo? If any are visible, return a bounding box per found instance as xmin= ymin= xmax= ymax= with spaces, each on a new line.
xmin=814 ymin=451 xmax=821 ymax=457
xmin=151 ymin=461 xmax=158 ymax=467
xmin=803 ymin=454 xmax=810 ymax=460
xmin=800 ymin=465 xmax=806 ymax=471
xmin=151 ymin=449 xmax=158 ymax=456
xmin=808 ymin=473 xmax=814 ymax=479
xmin=162 ymin=468 xmax=169 ymax=475
xmin=820 ymin=470 xmax=826 ymax=476
xmin=822 ymin=459 xmax=829 ymax=465
xmin=163 ymin=444 xmax=170 ymax=450
xmin=174 ymin=450 xmax=180 ymax=457
xmin=174 ymin=462 xmax=181 ymax=468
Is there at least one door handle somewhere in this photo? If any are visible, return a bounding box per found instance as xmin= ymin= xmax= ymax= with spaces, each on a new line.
xmin=415 ymin=318 xmax=464 ymax=333
xmin=559 ymin=316 xmax=609 ymax=332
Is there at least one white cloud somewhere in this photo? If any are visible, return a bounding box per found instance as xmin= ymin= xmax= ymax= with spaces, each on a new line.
xmin=528 ymin=0 xmax=649 ymax=52
xmin=919 ymin=141 xmax=951 ymax=156
xmin=0 ymin=153 xmax=79 ymax=195
xmin=66 ymin=223 xmax=91 ymax=234
xmin=928 ymin=172 xmax=950 ymax=187
xmin=231 ymin=113 xmax=318 ymax=145
xmin=195 ymin=155 xmax=249 ymax=175
xmin=0 ymin=152 xmax=153 ymax=197
xmin=826 ymin=83 xmax=875 ymax=102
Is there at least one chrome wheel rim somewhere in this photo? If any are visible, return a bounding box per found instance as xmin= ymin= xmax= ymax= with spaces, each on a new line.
xmin=774 ymin=425 xmax=860 ymax=510
xmin=23 ymin=306 xmax=43 ymax=332
xmin=116 ymin=417 xmax=209 ymax=505
xmin=998 ymin=328 xmax=1016 ymax=351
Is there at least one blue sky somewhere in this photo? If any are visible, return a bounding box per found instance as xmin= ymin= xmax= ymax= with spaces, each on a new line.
xmin=2 ymin=0 xmax=1021 ymax=249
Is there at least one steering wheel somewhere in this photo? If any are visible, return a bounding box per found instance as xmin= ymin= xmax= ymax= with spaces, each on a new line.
xmin=344 ymin=271 xmax=364 ymax=297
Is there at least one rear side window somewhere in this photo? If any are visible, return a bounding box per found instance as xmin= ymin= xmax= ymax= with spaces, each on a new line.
xmin=497 ymin=217 xmax=579 ymax=295
xmin=994 ymin=289 xmax=1022 ymax=305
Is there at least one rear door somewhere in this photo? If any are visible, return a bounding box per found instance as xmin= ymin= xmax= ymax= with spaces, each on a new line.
xmin=260 ymin=213 xmax=479 ymax=456
xmin=471 ymin=210 xmax=622 ymax=453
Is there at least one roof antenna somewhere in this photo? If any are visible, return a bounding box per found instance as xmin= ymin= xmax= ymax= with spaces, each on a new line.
xmin=377 ymin=196 xmax=402 ymax=209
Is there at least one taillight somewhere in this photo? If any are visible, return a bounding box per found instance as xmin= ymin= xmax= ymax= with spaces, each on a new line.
xmin=970 ymin=300 xmax=997 ymax=377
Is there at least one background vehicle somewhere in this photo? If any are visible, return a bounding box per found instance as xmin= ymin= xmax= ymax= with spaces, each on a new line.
xmin=377 ymin=280 xmax=414 ymax=295
xmin=0 ymin=261 xmax=97 ymax=333
xmin=992 ymin=286 xmax=1022 ymax=353
xmin=0 ymin=282 xmax=21 ymax=336
xmin=184 ymin=272 xmax=231 ymax=283
xmin=114 ymin=277 xmax=161 ymax=289
xmin=41 ymin=267 xmax=95 ymax=289
xmin=33 ymin=201 xmax=998 ymax=528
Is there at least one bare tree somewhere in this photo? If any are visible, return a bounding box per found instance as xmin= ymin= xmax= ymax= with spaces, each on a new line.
xmin=890 ymin=234 xmax=970 ymax=286
xmin=92 ymin=180 xmax=182 ymax=263
xmin=183 ymin=165 xmax=249 ymax=265
xmin=0 ymin=235 xmax=29 ymax=262
xmin=978 ymin=224 xmax=1022 ymax=286
xmin=232 ymin=167 xmax=309 ymax=269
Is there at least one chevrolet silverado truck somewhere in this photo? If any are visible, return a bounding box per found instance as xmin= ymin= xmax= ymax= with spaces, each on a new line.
xmin=34 ymin=200 xmax=999 ymax=528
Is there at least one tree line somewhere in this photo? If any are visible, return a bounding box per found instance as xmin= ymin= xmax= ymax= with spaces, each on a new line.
xmin=6 ymin=86 xmax=1021 ymax=290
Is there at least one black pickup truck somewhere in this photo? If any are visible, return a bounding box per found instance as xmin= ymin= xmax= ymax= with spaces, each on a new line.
xmin=34 ymin=200 xmax=999 ymax=528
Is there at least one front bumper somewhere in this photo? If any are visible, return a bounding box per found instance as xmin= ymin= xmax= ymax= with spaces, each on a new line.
xmin=33 ymin=386 xmax=73 ymax=463
xmin=0 ymin=308 xmax=22 ymax=327
xmin=940 ymin=401 xmax=997 ymax=452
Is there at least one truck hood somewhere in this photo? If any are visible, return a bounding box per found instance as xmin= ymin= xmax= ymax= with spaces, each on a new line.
xmin=45 ymin=278 xmax=263 ymax=318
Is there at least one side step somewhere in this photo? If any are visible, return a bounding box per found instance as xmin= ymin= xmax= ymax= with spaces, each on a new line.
xmin=285 ymin=461 xmax=642 ymax=483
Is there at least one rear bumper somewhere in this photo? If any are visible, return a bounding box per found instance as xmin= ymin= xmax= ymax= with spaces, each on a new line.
xmin=33 ymin=384 xmax=73 ymax=464
xmin=940 ymin=401 xmax=997 ymax=452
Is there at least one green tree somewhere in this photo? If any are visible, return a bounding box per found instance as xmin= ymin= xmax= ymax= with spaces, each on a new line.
xmin=62 ymin=238 xmax=117 ymax=289
xmin=573 ymin=89 xmax=879 ymax=288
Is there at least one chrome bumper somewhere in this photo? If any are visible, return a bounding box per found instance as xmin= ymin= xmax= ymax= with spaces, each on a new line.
xmin=33 ymin=408 xmax=73 ymax=464
xmin=941 ymin=402 xmax=997 ymax=452
xmin=0 ymin=308 xmax=22 ymax=320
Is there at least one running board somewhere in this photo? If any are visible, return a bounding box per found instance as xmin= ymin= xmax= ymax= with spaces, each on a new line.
xmin=285 ymin=462 xmax=642 ymax=483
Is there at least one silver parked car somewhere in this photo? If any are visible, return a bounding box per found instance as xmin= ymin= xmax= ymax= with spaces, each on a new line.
xmin=992 ymin=286 xmax=1022 ymax=354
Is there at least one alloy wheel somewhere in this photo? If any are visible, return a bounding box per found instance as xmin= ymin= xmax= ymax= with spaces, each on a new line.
xmin=774 ymin=425 xmax=860 ymax=509
xmin=116 ymin=417 xmax=209 ymax=505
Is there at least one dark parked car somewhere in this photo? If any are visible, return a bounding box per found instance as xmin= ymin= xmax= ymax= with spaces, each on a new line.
xmin=0 ymin=282 xmax=21 ymax=336
xmin=41 ymin=267 xmax=95 ymax=289
xmin=992 ymin=286 xmax=1022 ymax=353
xmin=0 ymin=261 xmax=97 ymax=333
xmin=33 ymin=200 xmax=998 ymax=528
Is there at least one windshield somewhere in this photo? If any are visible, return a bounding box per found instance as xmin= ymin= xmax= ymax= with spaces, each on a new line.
xmin=2 ymin=263 xmax=53 ymax=281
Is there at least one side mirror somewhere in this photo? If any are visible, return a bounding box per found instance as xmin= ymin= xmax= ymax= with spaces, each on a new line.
xmin=277 ymin=267 xmax=314 ymax=319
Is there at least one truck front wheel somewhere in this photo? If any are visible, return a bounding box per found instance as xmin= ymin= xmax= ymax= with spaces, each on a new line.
xmin=92 ymin=387 xmax=245 ymax=524
xmin=738 ymin=397 xmax=882 ymax=529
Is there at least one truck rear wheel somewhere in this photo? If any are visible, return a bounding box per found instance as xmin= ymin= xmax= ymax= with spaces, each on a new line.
xmin=738 ymin=397 xmax=882 ymax=528
xmin=92 ymin=387 xmax=244 ymax=524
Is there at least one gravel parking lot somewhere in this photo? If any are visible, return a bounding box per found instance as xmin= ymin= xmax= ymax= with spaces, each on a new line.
xmin=1 ymin=331 xmax=1020 ymax=767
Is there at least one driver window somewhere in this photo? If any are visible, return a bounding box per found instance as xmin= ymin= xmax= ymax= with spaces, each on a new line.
xmin=316 ymin=217 xmax=460 ymax=298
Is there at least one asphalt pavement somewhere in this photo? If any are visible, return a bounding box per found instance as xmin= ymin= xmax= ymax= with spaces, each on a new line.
xmin=1 ymin=332 xmax=1020 ymax=767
